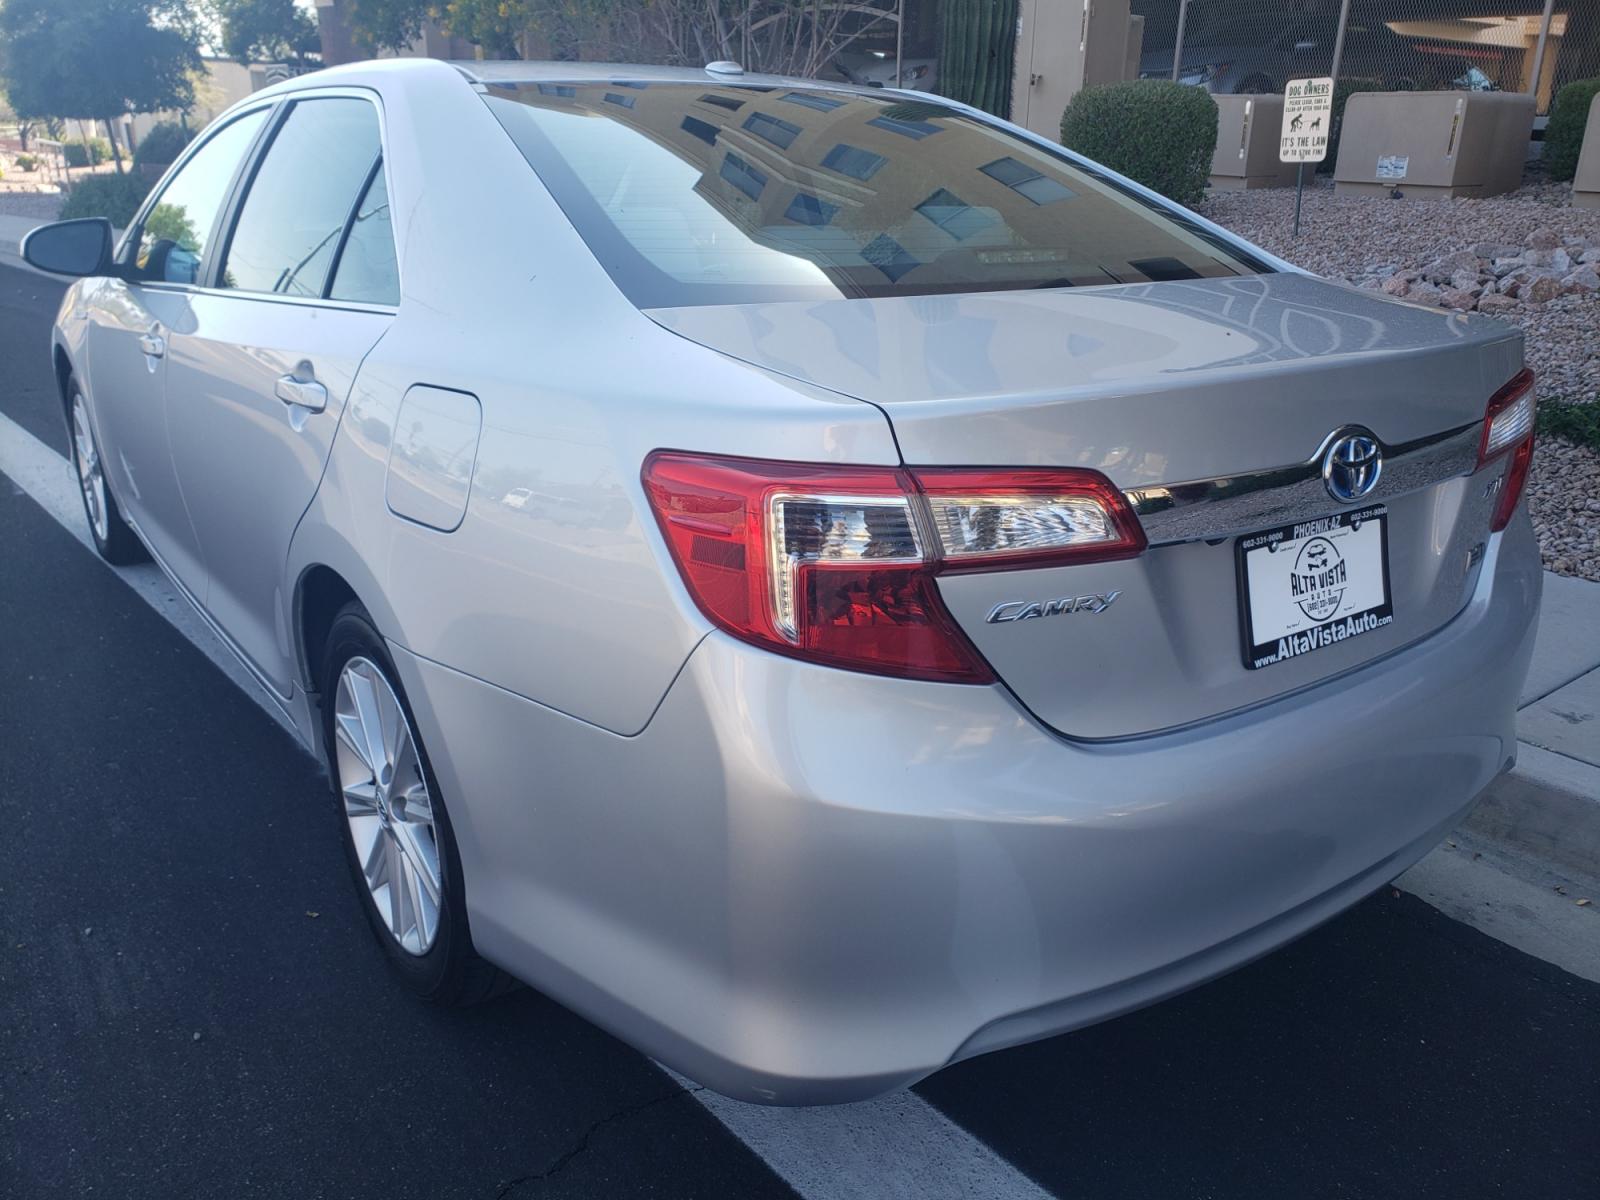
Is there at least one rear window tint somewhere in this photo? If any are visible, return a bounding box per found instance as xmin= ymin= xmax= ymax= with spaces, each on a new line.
xmin=484 ymin=82 xmax=1265 ymax=308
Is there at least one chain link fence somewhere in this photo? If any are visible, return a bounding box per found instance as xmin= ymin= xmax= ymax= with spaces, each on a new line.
xmin=1132 ymin=0 xmax=1600 ymax=114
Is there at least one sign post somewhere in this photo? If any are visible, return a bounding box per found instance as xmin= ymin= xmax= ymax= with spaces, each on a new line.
xmin=1279 ymin=77 xmax=1333 ymax=238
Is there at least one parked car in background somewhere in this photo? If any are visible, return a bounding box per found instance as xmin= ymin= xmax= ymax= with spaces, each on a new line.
xmin=834 ymin=48 xmax=937 ymax=90
xmin=1142 ymin=8 xmax=1501 ymax=95
xmin=25 ymin=57 xmax=1539 ymax=1105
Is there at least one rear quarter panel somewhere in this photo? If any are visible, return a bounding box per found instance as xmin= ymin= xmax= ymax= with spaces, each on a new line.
xmin=289 ymin=62 xmax=899 ymax=736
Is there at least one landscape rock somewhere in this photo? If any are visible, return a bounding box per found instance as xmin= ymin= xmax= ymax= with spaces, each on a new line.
xmin=1475 ymin=292 xmax=1518 ymax=314
xmin=1526 ymin=227 xmax=1561 ymax=251
xmin=1524 ymin=275 xmax=1564 ymax=305
xmin=1563 ymin=267 xmax=1600 ymax=292
xmin=1440 ymin=287 xmax=1478 ymax=311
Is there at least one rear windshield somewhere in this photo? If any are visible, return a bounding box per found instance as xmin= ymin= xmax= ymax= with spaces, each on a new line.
xmin=483 ymin=81 xmax=1267 ymax=308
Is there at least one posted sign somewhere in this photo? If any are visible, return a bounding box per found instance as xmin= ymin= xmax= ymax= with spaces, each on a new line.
xmin=1280 ymin=77 xmax=1333 ymax=163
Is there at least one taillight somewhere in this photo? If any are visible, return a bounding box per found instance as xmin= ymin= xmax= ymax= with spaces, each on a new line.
xmin=1478 ymin=368 xmax=1536 ymax=533
xmin=642 ymin=453 xmax=1146 ymax=683
xmin=914 ymin=469 xmax=1147 ymax=573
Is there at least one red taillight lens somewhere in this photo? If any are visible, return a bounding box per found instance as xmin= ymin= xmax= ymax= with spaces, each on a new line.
xmin=1478 ymin=368 xmax=1537 ymax=533
xmin=642 ymin=452 xmax=1146 ymax=684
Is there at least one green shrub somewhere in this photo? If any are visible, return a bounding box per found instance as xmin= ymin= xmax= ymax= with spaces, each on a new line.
xmin=1538 ymin=398 xmax=1600 ymax=452
xmin=60 ymin=173 xmax=152 ymax=227
xmin=1060 ymin=80 xmax=1218 ymax=206
xmin=133 ymin=121 xmax=192 ymax=169
xmin=15 ymin=153 xmax=39 ymax=172
xmin=1320 ymin=78 xmax=1387 ymax=175
xmin=62 ymin=137 xmax=112 ymax=168
xmin=1546 ymin=78 xmax=1600 ymax=183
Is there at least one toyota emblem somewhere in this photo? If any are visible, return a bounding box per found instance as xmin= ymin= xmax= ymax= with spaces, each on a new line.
xmin=1322 ymin=431 xmax=1382 ymax=503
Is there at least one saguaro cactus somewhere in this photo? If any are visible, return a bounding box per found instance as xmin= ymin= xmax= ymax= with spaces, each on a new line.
xmin=938 ymin=0 xmax=1019 ymax=118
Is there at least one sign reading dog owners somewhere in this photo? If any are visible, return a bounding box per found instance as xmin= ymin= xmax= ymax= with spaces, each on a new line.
xmin=1280 ymin=77 xmax=1333 ymax=163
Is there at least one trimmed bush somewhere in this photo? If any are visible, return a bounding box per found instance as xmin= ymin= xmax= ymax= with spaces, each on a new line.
xmin=60 ymin=174 xmax=152 ymax=227
xmin=133 ymin=121 xmax=193 ymax=170
xmin=1546 ymin=78 xmax=1600 ymax=183
xmin=1060 ymin=80 xmax=1218 ymax=206
xmin=62 ymin=137 xmax=113 ymax=168
xmin=15 ymin=153 xmax=39 ymax=172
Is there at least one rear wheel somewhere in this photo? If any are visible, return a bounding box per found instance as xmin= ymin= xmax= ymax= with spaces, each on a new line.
xmin=320 ymin=604 xmax=514 ymax=1004
xmin=69 ymin=381 xmax=145 ymax=564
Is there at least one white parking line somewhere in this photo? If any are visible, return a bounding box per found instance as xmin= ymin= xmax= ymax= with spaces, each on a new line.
xmin=673 ymin=1071 xmax=1057 ymax=1200
xmin=0 ymin=407 xmax=1058 ymax=1200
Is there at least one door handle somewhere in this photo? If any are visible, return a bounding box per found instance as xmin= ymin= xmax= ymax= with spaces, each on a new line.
xmin=275 ymin=373 xmax=328 ymax=413
xmin=139 ymin=332 xmax=165 ymax=358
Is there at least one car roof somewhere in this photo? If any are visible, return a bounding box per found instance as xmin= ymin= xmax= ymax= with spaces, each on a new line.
xmin=249 ymin=56 xmax=916 ymax=106
xmin=449 ymin=58 xmax=863 ymax=92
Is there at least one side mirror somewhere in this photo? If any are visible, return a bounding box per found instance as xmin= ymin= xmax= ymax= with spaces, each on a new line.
xmin=21 ymin=217 xmax=115 ymax=277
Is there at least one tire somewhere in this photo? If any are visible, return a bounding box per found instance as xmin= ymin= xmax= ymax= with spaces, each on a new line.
xmin=319 ymin=602 xmax=514 ymax=1005
xmin=1237 ymin=74 xmax=1275 ymax=95
xmin=67 ymin=377 xmax=146 ymax=565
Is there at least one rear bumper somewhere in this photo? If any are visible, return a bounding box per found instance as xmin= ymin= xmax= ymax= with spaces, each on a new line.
xmin=392 ymin=512 xmax=1541 ymax=1105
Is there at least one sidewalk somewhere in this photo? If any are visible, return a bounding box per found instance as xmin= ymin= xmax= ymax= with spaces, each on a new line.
xmin=1469 ymin=571 xmax=1600 ymax=877
xmin=0 ymin=211 xmax=50 ymax=274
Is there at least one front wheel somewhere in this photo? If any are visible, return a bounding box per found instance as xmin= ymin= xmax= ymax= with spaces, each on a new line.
xmin=320 ymin=603 xmax=514 ymax=1005
xmin=69 ymin=381 xmax=145 ymax=564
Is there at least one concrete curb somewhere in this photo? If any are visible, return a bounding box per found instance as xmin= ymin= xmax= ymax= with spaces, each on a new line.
xmin=1466 ymin=744 xmax=1600 ymax=880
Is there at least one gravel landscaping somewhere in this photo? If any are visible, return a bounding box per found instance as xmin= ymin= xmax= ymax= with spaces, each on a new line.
xmin=1201 ymin=177 xmax=1600 ymax=582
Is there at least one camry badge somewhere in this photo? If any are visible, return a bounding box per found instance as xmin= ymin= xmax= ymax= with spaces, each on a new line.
xmin=986 ymin=591 xmax=1122 ymax=624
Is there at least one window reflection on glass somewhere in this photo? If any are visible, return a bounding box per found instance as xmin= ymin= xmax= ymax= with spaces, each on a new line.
xmin=134 ymin=108 xmax=268 ymax=285
xmin=220 ymin=98 xmax=380 ymax=296
xmin=484 ymin=82 xmax=1265 ymax=307
xmin=329 ymin=165 xmax=399 ymax=306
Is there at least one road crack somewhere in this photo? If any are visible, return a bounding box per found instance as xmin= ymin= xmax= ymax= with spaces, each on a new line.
xmin=493 ymin=1081 xmax=708 ymax=1196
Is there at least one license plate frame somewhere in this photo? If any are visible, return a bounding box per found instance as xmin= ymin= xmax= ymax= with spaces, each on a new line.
xmin=1235 ymin=504 xmax=1394 ymax=670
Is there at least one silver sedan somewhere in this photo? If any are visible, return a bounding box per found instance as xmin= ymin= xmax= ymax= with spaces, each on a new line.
xmin=26 ymin=58 xmax=1540 ymax=1104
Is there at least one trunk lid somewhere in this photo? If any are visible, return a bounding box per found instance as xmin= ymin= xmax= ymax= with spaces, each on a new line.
xmin=647 ymin=273 xmax=1523 ymax=738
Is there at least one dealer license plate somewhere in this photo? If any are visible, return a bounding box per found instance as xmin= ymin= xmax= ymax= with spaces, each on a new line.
xmin=1237 ymin=505 xmax=1393 ymax=670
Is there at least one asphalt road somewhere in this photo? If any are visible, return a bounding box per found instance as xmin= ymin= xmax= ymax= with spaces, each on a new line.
xmin=2 ymin=261 xmax=1597 ymax=1198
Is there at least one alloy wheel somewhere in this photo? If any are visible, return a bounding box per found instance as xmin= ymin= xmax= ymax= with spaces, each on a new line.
xmin=333 ymin=656 xmax=443 ymax=955
xmin=72 ymin=392 xmax=108 ymax=543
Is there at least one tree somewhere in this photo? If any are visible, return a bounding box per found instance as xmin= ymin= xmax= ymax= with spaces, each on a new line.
xmin=0 ymin=0 xmax=202 ymax=173
xmin=211 ymin=0 xmax=320 ymax=66
xmin=346 ymin=0 xmax=429 ymax=55
xmin=435 ymin=0 xmax=537 ymax=59
xmin=345 ymin=0 xmax=896 ymax=73
xmin=347 ymin=0 xmax=538 ymax=58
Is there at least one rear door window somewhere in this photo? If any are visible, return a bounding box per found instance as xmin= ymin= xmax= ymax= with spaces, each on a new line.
xmin=483 ymin=82 xmax=1266 ymax=308
xmin=220 ymin=97 xmax=382 ymax=297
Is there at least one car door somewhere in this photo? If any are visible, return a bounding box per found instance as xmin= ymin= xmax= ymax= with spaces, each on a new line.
xmin=164 ymin=92 xmax=398 ymax=697
xmin=82 ymin=107 xmax=271 ymax=593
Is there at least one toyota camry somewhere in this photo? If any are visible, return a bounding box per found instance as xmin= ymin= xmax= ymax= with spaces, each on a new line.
xmin=25 ymin=58 xmax=1540 ymax=1104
